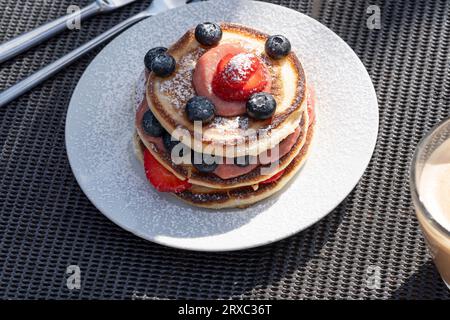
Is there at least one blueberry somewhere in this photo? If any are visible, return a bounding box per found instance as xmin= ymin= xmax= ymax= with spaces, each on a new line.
xmin=191 ymin=152 xmax=219 ymax=173
xmin=144 ymin=47 xmax=167 ymax=71
xmin=151 ymin=53 xmax=176 ymax=77
xmin=265 ymin=35 xmax=291 ymax=59
xmin=163 ymin=132 xmax=185 ymax=158
xmin=246 ymin=92 xmax=277 ymax=120
xmin=142 ymin=110 xmax=164 ymax=137
xmin=195 ymin=22 xmax=222 ymax=46
xmin=185 ymin=96 xmax=215 ymax=123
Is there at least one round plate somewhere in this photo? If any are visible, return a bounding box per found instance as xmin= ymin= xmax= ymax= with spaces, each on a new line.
xmin=66 ymin=0 xmax=378 ymax=251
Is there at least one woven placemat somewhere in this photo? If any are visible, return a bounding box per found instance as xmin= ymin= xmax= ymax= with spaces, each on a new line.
xmin=0 ymin=0 xmax=449 ymax=299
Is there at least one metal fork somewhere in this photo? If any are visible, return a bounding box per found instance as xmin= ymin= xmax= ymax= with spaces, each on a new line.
xmin=0 ymin=0 xmax=139 ymax=64
xmin=0 ymin=0 xmax=202 ymax=108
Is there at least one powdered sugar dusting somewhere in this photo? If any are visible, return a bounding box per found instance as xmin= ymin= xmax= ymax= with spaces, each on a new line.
xmin=159 ymin=48 xmax=205 ymax=109
xmin=223 ymin=53 xmax=256 ymax=82
xmin=210 ymin=116 xmax=249 ymax=131
xmin=134 ymin=70 xmax=147 ymax=109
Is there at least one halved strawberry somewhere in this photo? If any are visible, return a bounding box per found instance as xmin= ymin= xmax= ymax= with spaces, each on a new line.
xmin=215 ymin=53 xmax=235 ymax=84
xmin=212 ymin=52 xmax=268 ymax=101
xmin=241 ymin=67 xmax=267 ymax=94
xmin=144 ymin=149 xmax=191 ymax=193
xmin=260 ymin=169 xmax=285 ymax=185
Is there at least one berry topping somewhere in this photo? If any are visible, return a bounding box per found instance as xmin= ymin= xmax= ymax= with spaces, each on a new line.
xmin=151 ymin=53 xmax=176 ymax=77
xmin=144 ymin=149 xmax=191 ymax=193
xmin=163 ymin=132 xmax=186 ymax=158
xmin=260 ymin=169 xmax=285 ymax=185
xmin=212 ymin=53 xmax=268 ymax=101
xmin=142 ymin=110 xmax=164 ymax=137
xmin=185 ymin=96 xmax=216 ymax=123
xmin=191 ymin=152 xmax=219 ymax=173
xmin=144 ymin=47 xmax=167 ymax=71
xmin=246 ymin=92 xmax=277 ymax=120
xmin=265 ymin=35 xmax=291 ymax=59
xmin=195 ymin=22 xmax=222 ymax=46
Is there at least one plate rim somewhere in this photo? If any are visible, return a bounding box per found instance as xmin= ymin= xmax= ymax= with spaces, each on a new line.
xmin=65 ymin=0 xmax=379 ymax=252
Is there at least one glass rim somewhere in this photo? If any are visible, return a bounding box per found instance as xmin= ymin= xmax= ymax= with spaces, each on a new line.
xmin=410 ymin=116 xmax=450 ymax=238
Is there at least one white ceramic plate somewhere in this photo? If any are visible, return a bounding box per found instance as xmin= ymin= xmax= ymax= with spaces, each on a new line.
xmin=66 ymin=0 xmax=378 ymax=251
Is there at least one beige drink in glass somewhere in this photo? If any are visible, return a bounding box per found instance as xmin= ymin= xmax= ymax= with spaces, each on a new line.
xmin=411 ymin=117 xmax=450 ymax=289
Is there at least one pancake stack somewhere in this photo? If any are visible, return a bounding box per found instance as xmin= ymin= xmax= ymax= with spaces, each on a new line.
xmin=133 ymin=23 xmax=315 ymax=209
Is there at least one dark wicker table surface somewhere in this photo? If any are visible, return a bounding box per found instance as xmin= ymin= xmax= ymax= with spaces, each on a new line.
xmin=0 ymin=0 xmax=449 ymax=300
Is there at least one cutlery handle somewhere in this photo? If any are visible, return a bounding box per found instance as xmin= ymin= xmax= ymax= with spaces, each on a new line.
xmin=0 ymin=2 xmax=102 ymax=64
xmin=0 ymin=11 xmax=150 ymax=108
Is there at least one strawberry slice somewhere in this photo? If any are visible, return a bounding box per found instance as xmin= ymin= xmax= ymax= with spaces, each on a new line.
xmin=215 ymin=54 xmax=235 ymax=84
xmin=223 ymin=53 xmax=259 ymax=87
xmin=241 ymin=67 xmax=267 ymax=94
xmin=212 ymin=52 xmax=268 ymax=101
xmin=144 ymin=149 xmax=191 ymax=193
xmin=260 ymin=169 xmax=285 ymax=185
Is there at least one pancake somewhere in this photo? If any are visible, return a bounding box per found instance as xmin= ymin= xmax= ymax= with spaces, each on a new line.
xmin=136 ymin=106 xmax=310 ymax=189
xmin=134 ymin=123 xmax=314 ymax=209
xmin=146 ymin=23 xmax=307 ymax=157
